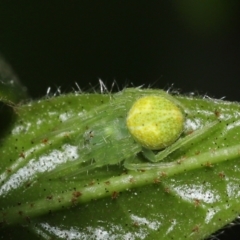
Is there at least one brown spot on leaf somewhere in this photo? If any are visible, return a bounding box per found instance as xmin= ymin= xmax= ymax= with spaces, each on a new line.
xmin=19 ymin=152 xmax=25 ymax=158
xmin=111 ymin=191 xmax=119 ymax=199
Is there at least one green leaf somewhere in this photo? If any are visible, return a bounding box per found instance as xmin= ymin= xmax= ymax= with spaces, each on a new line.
xmin=1 ymin=88 xmax=240 ymax=239
xmin=0 ymin=55 xmax=28 ymax=104
xmin=0 ymin=55 xmax=28 ymax=174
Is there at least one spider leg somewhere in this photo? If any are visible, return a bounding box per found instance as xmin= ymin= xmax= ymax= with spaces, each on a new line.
xmin=124 ymin=121 xmax=219 ymax=170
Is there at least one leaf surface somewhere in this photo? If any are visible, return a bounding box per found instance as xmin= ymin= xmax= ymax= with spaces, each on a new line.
xmin=1 ymin=89 xmax=240 ymax=239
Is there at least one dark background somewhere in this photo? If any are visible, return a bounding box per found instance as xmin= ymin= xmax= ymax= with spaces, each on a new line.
xmin=0 ymin=1 xmax=240 ymax=101
xmin=0 ymin=1 xmax=240 ymax=239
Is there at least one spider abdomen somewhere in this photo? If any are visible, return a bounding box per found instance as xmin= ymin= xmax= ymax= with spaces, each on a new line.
xmin=126 ymin=95 xmax=184 ymax=150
